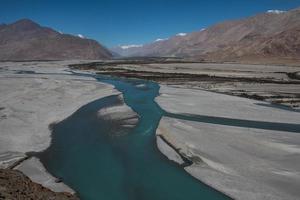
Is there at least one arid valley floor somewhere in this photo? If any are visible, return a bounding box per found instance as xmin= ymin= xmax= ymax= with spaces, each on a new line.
xmin=0 ymin=60 xmax=300 ymax=200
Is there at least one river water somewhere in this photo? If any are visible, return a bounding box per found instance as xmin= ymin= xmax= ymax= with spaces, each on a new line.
xmin=38 ymin=75 xmax=230 ymax=200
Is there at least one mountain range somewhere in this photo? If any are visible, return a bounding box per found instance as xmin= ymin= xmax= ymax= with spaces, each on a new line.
xmin=111 ymin=8 xmax=300 ymax=64
xmin=0 ymin=19 xmax=112 ymax=60
xmin=1 ymin=7 xmax=300 ymax=63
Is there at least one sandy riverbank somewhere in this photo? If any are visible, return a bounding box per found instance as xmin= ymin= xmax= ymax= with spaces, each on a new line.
xmin=71 ymin=60 xmax=300 ymax=108
xmin=155 ymin=85 xmax=300 ymax=200
xmin=0 ymin=61 xmax=122 ymax=194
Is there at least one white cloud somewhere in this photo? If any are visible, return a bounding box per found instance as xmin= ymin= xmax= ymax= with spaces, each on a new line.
xmin=267 ymin=10 xmax=286 ymax=14
xmin=119 ymin=44 xmax=143 ymax=49
xmin=155 ymin=38 xmax=168 ymax=42
xmin=176 ymin=33 xmax=187 ymax=36
xmin=77 ymin=34 xmax=85 ymax=38
xmin=200 ymin=28 xmax=206 ymax=31
xmin=58 ymin=30 xmax=63 ymax=34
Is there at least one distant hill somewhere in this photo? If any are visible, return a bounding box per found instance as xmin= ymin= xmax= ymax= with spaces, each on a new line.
xmin=112 ymin=8 xmax=300 ymax=64
xmin=0 ymin=19 xmax=112 ymax=60
xmin=110 ymin=45 xmax=144 ymax=58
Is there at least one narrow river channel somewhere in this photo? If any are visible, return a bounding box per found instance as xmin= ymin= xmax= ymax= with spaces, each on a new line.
xmin=38 ymin=74 xmax=231 ymax=200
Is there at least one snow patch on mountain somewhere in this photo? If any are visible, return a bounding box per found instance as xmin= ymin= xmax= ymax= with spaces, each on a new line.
xmin=119 ymin=44 xmax=143 ymax=49
xmin=176 ymin=33 xmax=187 ymax=36
xmin=155 ymin=38 xmax=168 ymax=42
xmin=267 ymin=10 xmax=286 ymax=14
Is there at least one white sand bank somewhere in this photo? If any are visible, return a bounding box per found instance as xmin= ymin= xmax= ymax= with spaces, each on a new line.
xmin=0 ymin=61 xmax=120 ymax=193
xmin=15 ymin=157 xmax=75 ymax=194
xmin=156 ymin=85 xmax=300 ymax=200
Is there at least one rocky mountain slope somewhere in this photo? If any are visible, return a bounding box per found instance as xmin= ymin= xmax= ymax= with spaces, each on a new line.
xmin=0 ymin=19 xmax=112 ymax=60
xmin=0 ymin=169 xmax=78 ymax=200
xmin=112 ymin=8 xmax=300 ymax=64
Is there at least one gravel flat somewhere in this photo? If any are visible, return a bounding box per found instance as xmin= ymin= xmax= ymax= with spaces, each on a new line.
xmin=0 ymin=61 xmax=120 ymax=193
xmin=156 ymin=84 xmax=300 ymax=200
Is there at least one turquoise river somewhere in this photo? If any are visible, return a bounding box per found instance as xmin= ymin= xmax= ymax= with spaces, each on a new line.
xmin=38 ymin=74 xmax=231 ymax=200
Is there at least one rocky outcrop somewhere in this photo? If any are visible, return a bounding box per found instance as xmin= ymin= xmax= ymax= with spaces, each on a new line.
xmin=0 ymin=169 xmax=78 ymax=200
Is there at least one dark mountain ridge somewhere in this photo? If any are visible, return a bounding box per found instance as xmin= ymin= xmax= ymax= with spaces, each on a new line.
xmin=0 ymin=19 xmax=112 ymax=61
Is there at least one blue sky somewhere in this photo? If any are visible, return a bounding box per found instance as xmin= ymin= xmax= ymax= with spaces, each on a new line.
xmin=1 ymin=0 xmax=300 ymax=47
